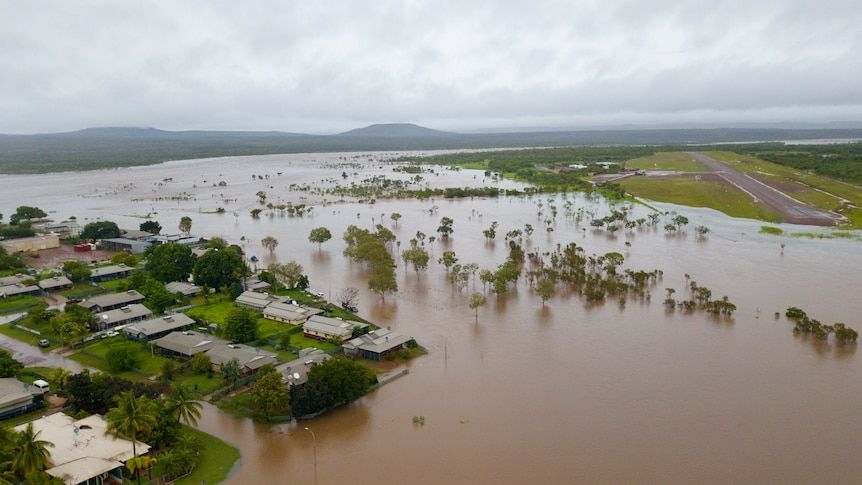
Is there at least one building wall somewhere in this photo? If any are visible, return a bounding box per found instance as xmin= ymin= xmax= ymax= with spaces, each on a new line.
xmin=0 ymin=235 xmax=60 ymax=253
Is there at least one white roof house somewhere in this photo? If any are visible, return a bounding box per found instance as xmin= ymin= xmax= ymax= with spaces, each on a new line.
xmin=152 ymin=331 xmax=227 ymax=357
xmin=123 ymin=313 xmax=196 ymax=340
xmin=165 ymin=281 xmax=202 ymax=296
xmin=234 ymin=291 xmax=286 ymax=311
xmin=0 ymin=274 xmax=30 ymax=286
xmin=38 ymin=275 xmax=73 ymax=291
xmin=263 ymin=301 xmax=323 ymax=324
xmin=343 ymin=328 xmax=412 ymax=360
xmin=207 ymin=344 xmax=278 ymax=372
xmin=94 ymin=304 xmax=152 ymax=330
xmin=80 ymin=290 xmax=145 ymax=312
xmin=15 ymin=413 xmax=151 ymax=485
xmin=303 ymin=315 xmax=369 ymax=341
xmin=0 ymin=283 xmax=40 ymax=297
xmin=278 ymin=349 xmax=329 ymax=386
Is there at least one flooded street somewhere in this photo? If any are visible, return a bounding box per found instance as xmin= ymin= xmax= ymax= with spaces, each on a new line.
xmin=2 ymin=152 xmax=861 ymax=483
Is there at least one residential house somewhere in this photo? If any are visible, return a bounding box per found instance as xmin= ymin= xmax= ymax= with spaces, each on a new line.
xmin=145 ymin=234 xmax=201 ymax=246
xmin=89 ymin=264 xmax=133 ymax=282
xmin=97 ymin=238 xmax=151 ymax=254
xmin=80 ymin=290 xmax=145 ymax=313
xmin=93 ymin=304 xmax=152 ymax=330
xmin=246 ymin=278 xmax=271 ymax=292
xmin=123 ymin=313 xmax=195 ymax=341
xmin=38 ymin=275 xmax=73 ymax=292
xmin=279 ymin=349 xmax=329 ymax=387
xmin=234 ymin=291 xmax=286 ymax=311
xmin=207 ymin=343 xmax=278 ymax=375
xmin=303 ymin=315 xmax=369 ymax=341
xmin=263 ymin=301 xmax=323 ymax=324
xmin=165 ymin=281 xmax=202 ymax=296
xmin=0 ymin=283 xmax=40 ymax=298
xmin=16 ymin=413 xmax=151 ymax=485
xmin=0 ymin=234 xmax=60 ymax=253
xmin=0 ymin=273 xmax=31 ymax=286
xmin=152 ymin=331 xmax=227 ymax=359
xmin=0 ymin=377 xmax=46 ymax=419
xmin=33 ymin=219 xmax=81 ymax=238
xmin=343 ymin=328 xmax=412 ymax=361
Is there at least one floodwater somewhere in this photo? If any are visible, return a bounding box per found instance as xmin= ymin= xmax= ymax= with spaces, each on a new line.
xmin=1 ymin=152 xmax=861 ymax=484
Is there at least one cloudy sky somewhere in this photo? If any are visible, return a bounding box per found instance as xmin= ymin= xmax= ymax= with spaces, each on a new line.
xmin=1 ymin=0 xmax=861 ymax=133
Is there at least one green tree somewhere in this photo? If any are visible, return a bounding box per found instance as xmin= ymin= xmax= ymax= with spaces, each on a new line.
xmin=139 ymin=220 xmax=162 ymax=234
xmin=168 ymin=385 xmax=203 ymax=426
xmin=105 ymin=392 xmax=158 ymax=485
xmin=106 ymin=345 xmax=139 ymax=372
xmin=222 ymin=358 xmax=242 ymax=388
xmin=261 ymin=236 xmax=279 ymax=254
xmin=178 ymin=216 xmax=192 ymax=235
xmin=401 ymin=243 xmax=430 ymax=274
xmin=11 ymin=423 xmax=53 ymax=477
xmin=223 ymin=308 xmax=258 ymax=343
xmin=144 ymin=243 xmax=196 ymax=283
xmin=9 ymin=206 xmax=47 ymax=225
xmin=468 ymin=292 xmax=487 ymax=322
xmin=308 ymin=227 xmax=333 ymax=250
xmin=439 ymin=251 xmax=458 ymax=272
xmin=369 ymin=260 xmax=397 ymax=300
xmin=390 ymin=212 xmax=402 ymax=227
xmin=80 ymin=221 xmax=121 ymax=240
xmin=252 ymin=366 xmax=290 ymax=417
xmin=0 ymin=350 xmax=22 ymax=378
xmin=62 ymin=261 xmax=92 ymax=283
xmin=536 ymin=279 xmax=556 ymax=307
xmin=190 ymin=352 xmax=211 ymax=374
xmin=437 ymin=216 xmax=454 ymax=238
xmin=307 ymin=357 xmax=376 ymax=404
xmin=192 ymin=246 xmax=246 ymax=289
xmin=268 ymin=261 xmax=304 ymax=289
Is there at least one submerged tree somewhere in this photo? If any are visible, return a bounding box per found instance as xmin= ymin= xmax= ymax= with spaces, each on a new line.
xmin=308 ymin=227 xmax=333 ymax=250
xmin=468 ymin=292 xmax=487 ymax=322
xmin=261 ymin=236 xmax=279 ymax=254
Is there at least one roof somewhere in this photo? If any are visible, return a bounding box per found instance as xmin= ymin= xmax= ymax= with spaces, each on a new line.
xmin=278 ymin=349 xmax=329 ymax=386
xmin=263 ymin=301 xmax=323 ymax=322
xmin=120 ymin=229 xmax=153 ymax=240
xmin=304 ymin=315 xmax=368 ymax=338
xmin=165 ymin=281 xmax=201 ymax=295
xmin=81 ymin=290 xmax=145 ymax=310
xmin=38 ymin=275 xmax=73 ymax=289
xmin=343 ymin=328 xmax=412 ymax=354
xmin=234 ymin=291 xmax=285 ymax=308
xmin=96 ymin=304 xmax=152 ymax=325
xmin=207 ymin=344 xmax=277 ymax=369
xmin=0 ymin=283 xmax=39 ymax=297
xmin=247 ymin=279 xmax=271 ymax=291
xmin=123 ymin=313 xmax=195 ymax=337
xmin=15 ymin=413 xmax=150 ymax=485
xmin=0 ymin=274 xmax=29 ymax=286
xmin=0 ymin=377 xmax=43 ymax=408
xmin=153 ymin=331 xmax=227 ymax=356
xmin=90 ymin=264 xmax=133 ymax=278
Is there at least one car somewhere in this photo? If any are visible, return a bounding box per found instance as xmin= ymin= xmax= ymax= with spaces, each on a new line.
xmin=101 ymin=331 xmax=119 ymax=339
xmin=65 ymin=298 xmax=82 ymax=305
xmin=38 ymin=339 xmax=50 ymax=348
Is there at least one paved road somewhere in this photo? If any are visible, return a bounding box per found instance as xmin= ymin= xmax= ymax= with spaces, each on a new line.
xmin=687 ymin=152 xmax=839 ymax=226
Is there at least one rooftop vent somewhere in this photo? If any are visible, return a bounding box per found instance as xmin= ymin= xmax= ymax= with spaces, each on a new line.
xmin=121 ymin=306 xmax=131 ymax=313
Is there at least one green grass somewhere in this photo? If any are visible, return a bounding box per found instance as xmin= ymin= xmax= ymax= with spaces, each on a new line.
xmin=283 ymin=325 xmax=340 ymax=352
xmin=0 ymin=317 xmax=62 ymax=348
xmin=70 ymin=338 xmax=172 ymax=380
xmin=174 ymin=426 xmax=240 ymax=485
xmin=619 ymin=175 xmax=783 ymax=222
xmin=186 ymin=299 xmax=236 ymax=325
xmin=459 ymin=160 xmax=490 ymax=170
xmin=0 ymin=295 xmax=46 ymax=315
xmin=98 ymin=278 xmax=129 ymax=292
xmin=625 ymin=152 xmax=708 ymax=172
xmin=173 ymin=371 xmax=227 ymax=395
xmin=59 ymin=283 xmax=105 ymax=299
xmin=16 ymin=366 xmax=55 ymax=384
xmin=760 ymin=226 xmax=784 ymax=235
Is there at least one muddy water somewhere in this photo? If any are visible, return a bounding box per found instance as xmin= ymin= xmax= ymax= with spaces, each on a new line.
xmin=1 ymin=152 xmax=860 ymax=484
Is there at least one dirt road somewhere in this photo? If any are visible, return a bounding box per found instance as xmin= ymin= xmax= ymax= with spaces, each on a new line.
xmin=687 ymin=152 xmax=839 ymax=226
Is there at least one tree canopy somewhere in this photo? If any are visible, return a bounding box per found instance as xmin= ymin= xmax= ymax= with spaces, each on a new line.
xmin=145 ymin=243 xmax=197 ymax=283
xmin=81 ymin=220 xmax=121 ymax=240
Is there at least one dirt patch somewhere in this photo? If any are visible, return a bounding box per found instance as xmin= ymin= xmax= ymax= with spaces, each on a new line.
xmin=751 ymin=173 xmax=805 ymax=193
xmin=22 ymin=244 xmax=117 ymax=269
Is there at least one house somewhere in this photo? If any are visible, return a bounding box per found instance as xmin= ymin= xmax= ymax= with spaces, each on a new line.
xmin=0 ymin=377 xmax=46 ymax=419
xmin=0 ymin=234 xmax=60 ymax=253
xmin=152 ymin=331 xmax=227 ymax=358
xmin=80 ymin=290 xmax=145 ymax=313
xmin=303 ymin=315 xmax=369 ymax=341
xmin=33 ymin=220 xmax=81 ymax=238
xmin=145 ymin=234 xmax=201 ymax=246
xmin=89 ymin=264 xmax=133 ymax=282
xmin=343 ymin=328 xmax=412 ymax=361
xmin=263 ymin=301 xmax=323 ymax=324
xmin=16 ymin=413 xmax=151 ymax=485
xmin=234 ymin=291 xmax=286 ymax=311
xmin=207 ymin=344 xmax=278 ymax=375
xmin=38 ymin=275 xmax=74 ymax=292
xmin=97 ymin=238 xmax=151 ymax=254
xmin=246 ymin=278 xmax=271 ymax=292
xmin=120 ymin=229 xmax=153 ymax=241
xmin=123 ymin=313 xmax=195 ymax=341
xmin=165 ymin=281 xmax=202 ymax=296
xmin=0 ymin=274 xmax=30 ymax=286
xmin=0 ymin=283 xmax=40 ymax=298
xmin=278 ymin=349 xmax=329 ymax=387
xmin=93 ymin=304 xmax=152 ymax=330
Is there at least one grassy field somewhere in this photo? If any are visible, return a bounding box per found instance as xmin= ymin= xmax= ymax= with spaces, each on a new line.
xmin=706 ymin=151 xmax=862 ymax=228
xmin=59 ymin=283 xmax=105 ymax=299
xmin=619 ymin=175 xmax=783 ymax=222
xmin=70 ymin=338 xmax=170 ymax=380
xmin=174 ymin=426 xmax=240 ymax=485
xmin=0 ymin=295 xmax=46 ymax=315
xmin=98 ymin=278 xmax=129 ymax=292
xmin=0 ymin=316 xmax=64 ymax=348
xmin=625 ymin=152 xmax=707 ymax=172
xmin=186 ymin=299 xmax=235 ymax=324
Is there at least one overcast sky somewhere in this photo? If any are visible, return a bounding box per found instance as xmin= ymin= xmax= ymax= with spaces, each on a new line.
xmin=1 ymin=0 xmax=861 ymax=134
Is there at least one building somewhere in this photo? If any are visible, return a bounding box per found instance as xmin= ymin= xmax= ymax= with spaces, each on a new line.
xmin=33 ymin=219 xmax=81 ymax=238
xmin=97 ymin=238 xmax=151 ymax=254
xmin=80 ymin=290 xmax=145 ymax=313
xmin=89 ymin=264 xmax=134 ymax=282
xmin=246 ymin=278 xmax=271 ymax=292
xmin=38 ymin=275 xmax=74 ymax=292
xmin=123 ymin=313 xmax=195 ymax=341
xmin=234 ymin=291 xmax=286 ymax=311
xmin=263 ymin=301 xmax=323 ymax=324
xmin=93 ymin=304 xmax=152 ymax=330
xmin=0 ymin=234 xmax=60 ymax=253
xmin=16 ymin=413 xmax=151 ymax=485
xmin=119 ymin=229 xmax=153 ymax=241
xmin=165 ymin=281 xmax=202 ymax=296
xmin=278 ymin=349 xmax=329 ymax=387
xmin=343 ymin=328 xmax=412 ymax=361
xmin=145 ymin=234 xmax=201 ymax=246
xmin=0 ymin=273 xmax=31 ymax=286
xmin=207 ymin=343 xmax=278 ymax=375
xmin=303 ymin=315 xmax=369 ymax=341
xmin=0 ymin=377 xmax=46 ymax=419
xmin=152 ymin=331 xmax=227 ymax=358
xmin=0 ymin=283 xmax=40 ymax=298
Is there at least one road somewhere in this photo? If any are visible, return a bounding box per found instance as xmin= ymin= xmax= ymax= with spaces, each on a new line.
xmin=687 ymin=152 xmax=839 ymax=226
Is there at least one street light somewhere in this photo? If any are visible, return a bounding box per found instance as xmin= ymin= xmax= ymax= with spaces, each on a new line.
xmin=305 ymin=427 xmax=317 ymax=483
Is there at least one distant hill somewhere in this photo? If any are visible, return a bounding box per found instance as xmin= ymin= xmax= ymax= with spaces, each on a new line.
xmin=338 ymin=123 xmax=451 ymax=137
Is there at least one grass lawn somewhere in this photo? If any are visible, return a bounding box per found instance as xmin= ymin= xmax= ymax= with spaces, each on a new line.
xmin=98 ymin=278 xmax=129 ymax=292
xmin=0 ymin=295 xmax=46 ymax=315
xmin=625 ymin=152 xmax=708 ymax=172
xmin=59 ymin=283 xmax=105 ymax=299
xmin=173 ymin=426 xmax=240 ymax=485
xmin=619 ymin=175 xmax=783 ymax=222
xmin=70 ymin=338 xmax=171 ymax=380
xmin=283 ymin=324 xmax=340 ymax=352
xmin=257 ymin=343 xmax=298 ymax=363
xmin=706 ymin=151 xmax=862 ymax=228
xmin=173 ymin=371 xmax=226 ymax=396
xmin=186 ymin=300 xmax=236 ymax=325
xmin=0 ymin=316 xmax=64 ymax=349
xmin=16 ymin=366 xmax=56 ymax=384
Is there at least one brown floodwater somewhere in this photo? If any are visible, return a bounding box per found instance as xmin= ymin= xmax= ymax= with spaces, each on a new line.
xmin=1 ymin=152 xmax=861 ymax=484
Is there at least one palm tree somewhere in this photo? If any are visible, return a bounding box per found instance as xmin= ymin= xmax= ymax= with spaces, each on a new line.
xmin=105 ymin=392 xmax=158 ymax=485
xmin=49 ymin=368 xmax=71 ymax=392
xmin=157 ymin=450 xmax=185 ymax=480
xmin=169 ymin=385 xmax=203 ymax=426
xmin=12 ymin=423 xmax=54 ymax=477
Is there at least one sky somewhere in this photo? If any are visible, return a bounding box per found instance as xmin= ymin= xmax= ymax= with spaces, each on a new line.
xmin=1 ymin=0 xmax=861 ymax=134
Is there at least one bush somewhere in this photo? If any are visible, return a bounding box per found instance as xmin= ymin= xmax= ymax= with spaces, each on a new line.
xmin=190 ymin=352 xmax=211 ymax=374
xmin=106 ymin=345 xmax=139 ymax=371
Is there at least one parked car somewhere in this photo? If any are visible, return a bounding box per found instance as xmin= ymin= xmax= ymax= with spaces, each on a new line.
xmin=65 ymin=298 xmax=82 ymax=304
xmin=101 ymin=330 xmax=119 ymax=339
xmin=38 ymin=339 xmax=50 ymax=348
